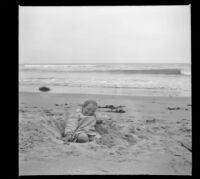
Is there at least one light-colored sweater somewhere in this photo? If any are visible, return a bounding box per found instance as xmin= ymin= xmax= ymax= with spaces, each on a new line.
xmin=64 ymin=109 xmax=101 ymax=137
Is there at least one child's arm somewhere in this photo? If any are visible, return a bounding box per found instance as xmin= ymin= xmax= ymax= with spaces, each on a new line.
xmin=63 ymin=113 xmax=79 ymax=137
xmin=61 ymin=113 xmax=79 ymax=144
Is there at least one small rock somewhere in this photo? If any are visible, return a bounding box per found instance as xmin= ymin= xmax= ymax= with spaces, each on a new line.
xmin=39 ymin=86 xmax=50 ymax=92
xmin=146 ymin=119 xmax=156 ymax=124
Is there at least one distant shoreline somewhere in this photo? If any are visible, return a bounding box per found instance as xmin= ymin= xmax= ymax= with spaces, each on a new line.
xmin=19 ymin=91 xmax=191 ymax=100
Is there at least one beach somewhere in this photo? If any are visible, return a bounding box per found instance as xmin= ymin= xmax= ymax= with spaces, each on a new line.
xmin=19 ymin=92 xmax=192 ymax=175
xmin=19 ymin=5 xmax=191 ymax=175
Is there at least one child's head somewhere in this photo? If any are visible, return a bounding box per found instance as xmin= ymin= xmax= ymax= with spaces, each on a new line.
xmin=82 ymin=100 xmax=98 ymax=116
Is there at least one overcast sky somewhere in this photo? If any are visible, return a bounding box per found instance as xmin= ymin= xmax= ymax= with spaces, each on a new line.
xmin=19 ymin=5 xmax=191 ymax=64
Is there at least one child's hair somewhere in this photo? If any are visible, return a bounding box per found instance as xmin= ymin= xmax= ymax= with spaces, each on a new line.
xmin=82 ymin=100 xmax=98 ymax=109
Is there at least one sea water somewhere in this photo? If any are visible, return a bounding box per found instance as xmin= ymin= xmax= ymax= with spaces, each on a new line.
xmin=19 ymin=63 xmax=191 ymax=97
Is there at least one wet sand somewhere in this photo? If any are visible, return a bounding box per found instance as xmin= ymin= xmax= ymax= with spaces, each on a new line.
xmin=19 ymin=92 xmax=192 ymax=175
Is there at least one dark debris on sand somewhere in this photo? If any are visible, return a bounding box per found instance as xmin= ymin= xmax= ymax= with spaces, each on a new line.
xmin=106 ymin=109 xmax=125 ymax=113
xmin=167 ymin=107 xmax=190 ymax=111
xmin=54 ymin=103 xmax=68 ymax=106
xmin=179 ymin=141 xmax=192 ymax=152
xmin=167 ymin=107 xmax=181 ymax=110
xmin=98 ymin=105 xmax=126 ymax=113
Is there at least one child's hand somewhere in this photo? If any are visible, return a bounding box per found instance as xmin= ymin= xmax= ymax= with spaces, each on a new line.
xmin=62 ymin=135 xmax=72 ymax=145
xmin=63 ymin=137 xmax=69 ymax=145
xmin=96 ymin=114 xmax=110 ymax=124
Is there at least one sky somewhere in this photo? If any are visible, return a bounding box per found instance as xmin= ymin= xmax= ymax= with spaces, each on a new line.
xmin=19 ymin=5 xmax=191 ymax=64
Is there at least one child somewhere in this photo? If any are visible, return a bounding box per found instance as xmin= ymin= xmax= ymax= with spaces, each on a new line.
xmin=62 ymin=100 xmax=103 ymax=144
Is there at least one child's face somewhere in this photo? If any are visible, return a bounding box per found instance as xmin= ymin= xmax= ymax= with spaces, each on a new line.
xmin=82 ymin=103 xmax=97 ymax=116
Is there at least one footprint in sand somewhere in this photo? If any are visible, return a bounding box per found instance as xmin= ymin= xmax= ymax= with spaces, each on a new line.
xmin=88 ymin=145 xmax=98 ymax=151
xmin=65 ymin=150 xmax=80 ymax=156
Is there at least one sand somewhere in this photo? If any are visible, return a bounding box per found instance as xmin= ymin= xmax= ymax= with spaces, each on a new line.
xmin=19 ymin=92 xmax=192 ymax=175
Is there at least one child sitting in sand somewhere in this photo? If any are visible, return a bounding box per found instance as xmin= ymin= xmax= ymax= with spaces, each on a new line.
xmin=62 ymin=100 xmax=103 ymax=144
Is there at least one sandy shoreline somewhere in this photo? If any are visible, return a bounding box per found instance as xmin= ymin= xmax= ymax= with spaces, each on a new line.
xmin=19 ymin=92 xmax=191 ymax=175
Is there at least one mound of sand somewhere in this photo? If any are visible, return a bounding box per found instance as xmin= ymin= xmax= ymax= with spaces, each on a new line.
xmin=95 ymin=119 xmax=138 ymax=148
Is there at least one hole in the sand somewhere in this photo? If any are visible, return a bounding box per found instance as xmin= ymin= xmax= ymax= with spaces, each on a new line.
xmin=19 ymin=117 xmax=67 ymax=152
xmin=20 ymin=110 xmax=142 ymax=152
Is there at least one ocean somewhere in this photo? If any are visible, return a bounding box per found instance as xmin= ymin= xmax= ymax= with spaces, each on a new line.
xmin=19 ymin=63 xmax=191 ymax=97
